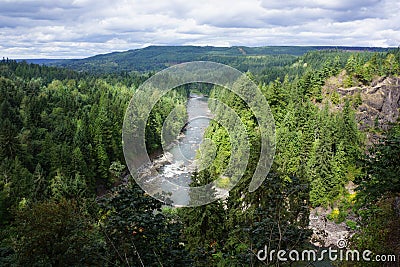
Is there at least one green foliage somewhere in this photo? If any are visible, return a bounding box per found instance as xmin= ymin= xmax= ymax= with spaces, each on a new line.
xmin=351 ymin=197 xmax=400 ymax=266
xmin=52 ymin=45 xmax=318 ymax=73
xmin=1 ymin=47 xmax=400 ymax=266
xmin=0 ymin=60 xmax=190 ymax=265
xmin=145 ymin=87 xmax=187 ymax=153
xmin=351 ymin=121 xmax=400 ymax=259
xmin=356 ymin=122 xmax=400 ymax=203
xmin=346 ymin=220 xmax=357 ymax=230
xmin=342 ymin=50 xmax=400 ymax=86
xmin=179 ymin=47 xmax=392 ymax=264
xmin=0 ymin=58 xmax=82 ymax=84
xmin=48 ymin=46 xmax=390 ymax=80
xmin=49 ymin=171 xmax=87 ymax=200
xmin=330 ymin=90 xmax=341 ymax=105
xmin=0 ymin=60 xmax=188 ymax=197
xmin=99 ymin=183 xmax=191 ymax=266
xmin=179 ymin=170 xmax=226 ymax=266
xmin=14 ymin=198 xmax=105 ymax=266
xmin=186 ymin=79 xmax=313 ymax=265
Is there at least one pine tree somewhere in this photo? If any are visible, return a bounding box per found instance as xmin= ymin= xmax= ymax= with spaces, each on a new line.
xmin=0 ymin=100 xmax=20 ymax=159
xmin=179 ymin=170 xmax=226 ymax=266
xmin=99 ymin=183 xmax=191 ymax=266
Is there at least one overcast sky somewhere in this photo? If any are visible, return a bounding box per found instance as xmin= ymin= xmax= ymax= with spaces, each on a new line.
xmin=1 ymin=0 xmax=400 ymax=59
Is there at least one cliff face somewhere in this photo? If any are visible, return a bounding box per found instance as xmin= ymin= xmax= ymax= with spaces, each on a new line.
xmin=331 ymin=76 xmax=400 ymax=143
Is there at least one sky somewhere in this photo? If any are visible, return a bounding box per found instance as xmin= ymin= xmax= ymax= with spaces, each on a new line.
xmin=1 ymin=0 xmax=400 ymax=59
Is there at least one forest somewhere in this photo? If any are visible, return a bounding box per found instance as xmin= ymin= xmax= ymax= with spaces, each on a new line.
xmin=48 ymin=45 xmax=389 ymax=74
xmin=0 ymin=47 xmax=399 ymax=266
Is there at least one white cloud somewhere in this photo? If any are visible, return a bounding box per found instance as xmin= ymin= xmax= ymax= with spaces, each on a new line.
xmin=0 ymin=0 xmax=399 ymax=58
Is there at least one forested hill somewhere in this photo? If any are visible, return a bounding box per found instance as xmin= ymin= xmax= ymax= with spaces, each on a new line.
xmin=49 ymin=45 xmax=390 ymax=73
xmin=1 ymin=48 xmax=399 ymax=266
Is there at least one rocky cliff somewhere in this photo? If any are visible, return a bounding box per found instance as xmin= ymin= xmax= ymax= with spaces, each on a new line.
xmin=326 ymin=75 xmax=400 ymax=144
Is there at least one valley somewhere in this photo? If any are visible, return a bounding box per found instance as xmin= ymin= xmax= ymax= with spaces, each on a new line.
xmin=0 ymin=46 xmax=399 ymax=266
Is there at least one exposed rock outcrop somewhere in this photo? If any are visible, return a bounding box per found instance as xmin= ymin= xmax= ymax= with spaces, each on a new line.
xmin=309 ymin=207 xmax=355 ymax=248
xmin=326 ymin=76 xmax=400 ymax=144
xmin=336 ymin=77 xmax=400 ymax=131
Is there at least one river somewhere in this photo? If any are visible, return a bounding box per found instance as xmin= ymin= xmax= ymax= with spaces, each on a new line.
xmin=157 ymin=94 xmax=212 ymax=205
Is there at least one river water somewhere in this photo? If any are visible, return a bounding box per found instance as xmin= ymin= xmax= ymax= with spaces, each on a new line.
xmin=157 ymin=94 xmax=212 ymax=205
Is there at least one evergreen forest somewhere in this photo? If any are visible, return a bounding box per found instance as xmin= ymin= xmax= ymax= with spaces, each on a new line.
xmin=0 ymin=47 xmax=399 ymax=266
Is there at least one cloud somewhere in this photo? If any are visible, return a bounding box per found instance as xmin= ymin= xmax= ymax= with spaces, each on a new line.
xmin=0 ymin=0 xmax=399 ymax=58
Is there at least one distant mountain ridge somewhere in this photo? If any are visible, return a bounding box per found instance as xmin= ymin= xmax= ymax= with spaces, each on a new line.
xmin=14 ymin=59 xmax=65 ymax=65
xmin=37 ymin=45 xmax=392 ymax=73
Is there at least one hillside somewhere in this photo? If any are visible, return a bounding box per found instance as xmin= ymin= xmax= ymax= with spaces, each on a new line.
xmin=50 ymin=45 xmax=390 ymax=73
